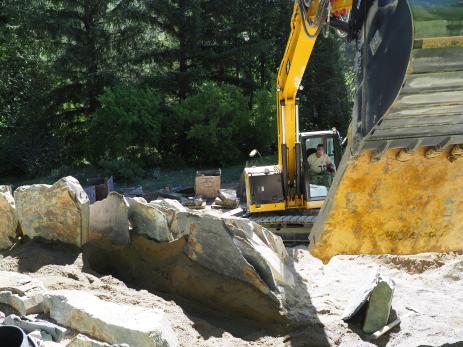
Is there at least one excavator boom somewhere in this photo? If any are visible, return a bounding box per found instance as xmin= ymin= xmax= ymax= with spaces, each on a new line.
xmin=310 ymin=0 xmax=463 ymax=262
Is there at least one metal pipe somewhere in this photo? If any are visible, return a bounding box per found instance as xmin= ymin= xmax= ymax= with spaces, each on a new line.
xmin=282 ymin=144 xmax=288 ymax=197
xmin=281 ymin=101 xmax=286 ymax=144
xmin=295 ymin=143 xmax=302 ymax=196
xmin=296 ymin=100 xmax=300 ymax=143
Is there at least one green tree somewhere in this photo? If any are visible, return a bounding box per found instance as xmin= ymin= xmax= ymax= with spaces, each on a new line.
xmin=26 ymin=0 xmax=148 ymax=162
xmin=299 ymin=35 xmax=352 ymax=135
xmin=0 ymin=1 xmax=58 ymax=176
xmin=87 ymin=86 xmax=162 ymax=166
xmin=172 ymin=83 xmax=251 ymax=166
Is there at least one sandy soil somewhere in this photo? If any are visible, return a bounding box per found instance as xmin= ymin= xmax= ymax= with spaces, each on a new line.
xmin=0 ymin=239 xmax=462 ymax=347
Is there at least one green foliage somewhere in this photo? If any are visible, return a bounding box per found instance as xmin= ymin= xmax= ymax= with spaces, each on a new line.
xmin=0 ymin=0 xmax=353 ymax=179
xmin=172 ymin=83 xmax=250 ymax=166
xmin=87 ymin=86 xmax=162 ymax=166
xmin=299 ymin=35 xmax=352 ymax=135
xmin=249 ymin=88 xmax=277 ymax=154
xmin=97 ymin=159 xmax=145 ymax=182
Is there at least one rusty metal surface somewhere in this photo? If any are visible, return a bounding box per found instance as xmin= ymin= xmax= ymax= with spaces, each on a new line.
xmin=310 ymin=147 xmax=463 ymax=263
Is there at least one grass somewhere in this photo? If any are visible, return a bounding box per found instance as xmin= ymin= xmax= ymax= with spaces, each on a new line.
xmin=0 ymin=154 xmax=278 ymax=192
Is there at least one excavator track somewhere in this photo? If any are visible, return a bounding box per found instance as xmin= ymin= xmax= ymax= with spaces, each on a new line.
xmin=250 ymin=214 xmax=317 ymax=244
xmin=310 ymin=0 xmax=463 ymax=263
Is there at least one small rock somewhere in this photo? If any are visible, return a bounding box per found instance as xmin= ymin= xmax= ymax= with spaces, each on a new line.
xmin=44 ymin=290 xmax=178 ymax=347
xmin=90 ymin=192 xmax=130 ymax=245
xmin=0 ymin=271 xmax=46 ymax=315
xmin=14 ymin=177 xmax=89 ymax=247
xmin=28 ymin=329 xmax=53 ymax=343
xmin=67 ymin=334 xmax=110 ymax=347
xmin=150 ymin=199 xmax=187 ymax=214
xmin=363 ymin=276 xmax=395 ymax=334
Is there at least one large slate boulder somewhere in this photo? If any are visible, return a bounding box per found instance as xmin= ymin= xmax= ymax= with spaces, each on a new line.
xmin=44 ymin=290 xmax=178 ymax=347
xmin=182 ymin=212 xmax=295 ymax=294
xmin=15 ymin=177 xmax=89 ymax=247
xmin=86 ymin=209 xmax=298 ymax=324
xmin=90 ymin=192 xmax=129 ymax=245
xmin=0 ymin=187 xmax=17 ymax=250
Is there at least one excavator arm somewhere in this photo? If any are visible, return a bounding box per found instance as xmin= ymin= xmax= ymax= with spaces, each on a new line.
xmin=245 ymin=0 xmax=352 ymax=214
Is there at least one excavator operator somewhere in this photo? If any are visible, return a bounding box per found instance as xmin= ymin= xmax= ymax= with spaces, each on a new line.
xmin=308 ymin=144 xmax=335 ymax=186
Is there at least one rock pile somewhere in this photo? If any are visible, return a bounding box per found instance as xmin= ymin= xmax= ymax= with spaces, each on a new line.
xmin=90 ymin=194 xmax=298 ymax=324
xmin=0 ymin=176 xmax=304 ymax=346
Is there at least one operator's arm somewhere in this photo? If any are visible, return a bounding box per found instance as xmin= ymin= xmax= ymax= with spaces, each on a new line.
xmin=326 ymin=155 xmax=336 ymax=172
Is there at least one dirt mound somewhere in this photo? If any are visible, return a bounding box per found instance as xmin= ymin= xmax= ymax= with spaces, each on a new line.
xmin=372 ymin=253 xmax=461 ymax=274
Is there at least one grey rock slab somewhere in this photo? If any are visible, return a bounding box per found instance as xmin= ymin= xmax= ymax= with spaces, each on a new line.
xmin=363 ymin=276 xmax=395 ymax=334
xmin=342 ymin=269 xmax=380 ymax=321
xmin=0 ymin=271 xmax=46 ymax=315
xmin=0 ymin=188 xmax=17 ymax=250
xmin=14 ymin=176 xmax=89 ymax=247
xmin=90 ymin=192 xmax=130 ymax=245
xmin=44 ymin=290 xmax=178 ymax=347
xmin=127 ymin=198 xmax=173 ymax=242
xmin=183 ymin=212 xmax=296 ymax=295
xmin=224 ymin=217 xmax=295 ymax=289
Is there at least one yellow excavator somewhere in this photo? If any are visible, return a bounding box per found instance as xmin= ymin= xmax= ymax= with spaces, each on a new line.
xmin=243 ymin=0 xmax=463 ymax=262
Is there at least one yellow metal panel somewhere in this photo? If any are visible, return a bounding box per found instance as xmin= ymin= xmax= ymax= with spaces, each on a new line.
xmin=249 ymin=202 xmax=287 ymax=214
xmin=310 ymin=147 xmax=463 ymax=263
xmin=306 ymin=200 xmax=324 ymax=209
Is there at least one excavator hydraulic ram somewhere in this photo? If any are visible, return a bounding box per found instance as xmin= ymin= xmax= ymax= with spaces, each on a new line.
xmin=310 ymin=0 xmax=463 ymax=263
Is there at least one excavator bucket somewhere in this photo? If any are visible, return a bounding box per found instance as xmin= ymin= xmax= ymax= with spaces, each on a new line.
xmin=310 ymin=0 xmax=463 ymax=263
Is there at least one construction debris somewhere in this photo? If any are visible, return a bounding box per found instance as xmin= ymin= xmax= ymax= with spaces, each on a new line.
xmin=212 ymin=189 xmax=239 ymax=209
xmin=83 ymin=177 xmax=114 ymax=204
xmin=195 ymin=169 xmax=221 ymax=199
xmin=4 ymin=315 xmax=67 ymax=342
xmin=183 ymin=197 xmax=206 ymax=209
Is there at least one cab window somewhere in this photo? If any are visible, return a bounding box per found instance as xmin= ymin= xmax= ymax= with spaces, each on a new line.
xmin=326 ymin=137 xmax=335 ymax=163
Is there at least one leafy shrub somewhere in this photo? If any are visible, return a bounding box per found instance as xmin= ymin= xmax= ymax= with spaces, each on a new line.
xmin=172 ymin=82 xmax=252 ymax=166
xmin=98 ymin=159 xmax=144 ymax=182
xmin=87 ymin=86 xmax=163 ymax=166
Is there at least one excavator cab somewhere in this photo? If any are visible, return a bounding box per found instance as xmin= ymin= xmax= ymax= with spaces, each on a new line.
xmin=301 ymin=129 xmax=343 ymax=189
